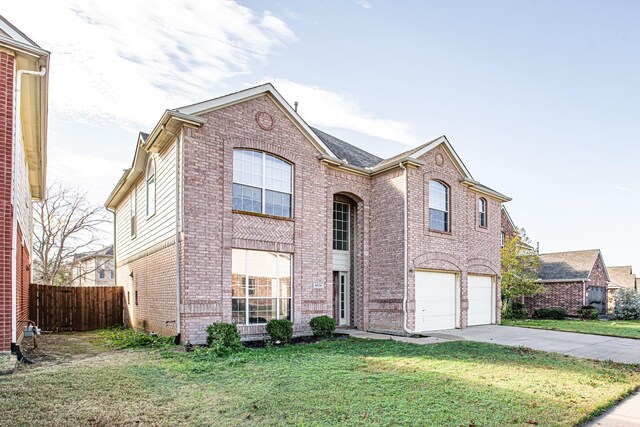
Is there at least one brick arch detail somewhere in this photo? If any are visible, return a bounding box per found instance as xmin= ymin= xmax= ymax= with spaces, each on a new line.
xmin=467 ymin=257 xmax=500 ymax=277
xmin=411 ymin=251 xmax=463 ymax=272
xmin=228 ymin=137 xmax=301 ymax=165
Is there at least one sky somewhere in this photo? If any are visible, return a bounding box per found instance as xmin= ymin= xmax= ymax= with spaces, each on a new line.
xmin=4 ymin=0 xmax=640 ymax=269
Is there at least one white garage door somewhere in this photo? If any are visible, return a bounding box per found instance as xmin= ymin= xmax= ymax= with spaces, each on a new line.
xmin=415 ymin=271 xmax=457 ymax=331
xmin=467 ymin=275 xmax=493 ymax=326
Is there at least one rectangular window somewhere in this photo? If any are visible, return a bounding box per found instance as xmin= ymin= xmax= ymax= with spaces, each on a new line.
xmin=99 ymin=269 xmax=105 ymax=279
xmin=135 ymin=291 xmax=139 ymax=305
xmin=130 ymin=190 xmax=137 ymax=238
xmin=333 ymin=202 xmax=350 ymax=251
xmin=501 ymin=232 xmax=505 ymax=248
xmin=232 ymin=150 xmax=292 ymax=218
xmin=110 ymin=270 xmax=114 ymax=279
xmin=231 ymin=249 xmax=292 ymax=325
xmin=478 ymin=198 xmax=487 ymax=228
xmin=428 ymin=181 xmax=449 ymax=232
xmin=127 ymin=292 xmax=130 ymax=305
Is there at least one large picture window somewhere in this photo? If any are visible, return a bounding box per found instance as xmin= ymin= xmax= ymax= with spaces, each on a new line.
xmin=232 ymin=150 xmax=292 ymax=217
xmin=428 ymin=180 xmax=449 ymax=232
xmin=231 ymin=249 xmax=292 ymax=325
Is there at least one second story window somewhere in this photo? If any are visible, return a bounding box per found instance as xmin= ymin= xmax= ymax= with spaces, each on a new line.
xmin=232 ymin=150 xmax=292 ymax=218
xmin=478 ymin=198 xmax=487 ymax=227
xmin=130 ymin=190 xmax=137 ymax=238
xmin=333 ymin=202 xmax=350 ymax=251
xmin=428 ymin=180 xmax=449 ymax=232
xmin=501 ymin=231 xmax=505 ymax=248
xmin=146 ymin=157 xmax=156 ymax=217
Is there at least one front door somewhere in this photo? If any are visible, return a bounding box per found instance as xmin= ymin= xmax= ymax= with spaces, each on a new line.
xmin=337 ymin=271 xmax=350 ymax=326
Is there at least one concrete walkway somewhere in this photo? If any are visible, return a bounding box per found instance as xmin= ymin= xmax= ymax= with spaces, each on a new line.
xmin=427 ymin=325 xmax=640 ymax=364
xmin=585 ymin=392 xmax=640 ymax=426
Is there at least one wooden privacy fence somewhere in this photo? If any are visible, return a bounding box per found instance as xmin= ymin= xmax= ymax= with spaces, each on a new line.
xmin=29 ymin=284 xmax=124 ymax=332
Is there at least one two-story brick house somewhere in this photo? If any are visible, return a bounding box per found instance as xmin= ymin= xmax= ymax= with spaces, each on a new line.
xmin=0 ymin=15 xmax=49 ymax=361
xmin=106 ymin=84 xmax=510 ymax=343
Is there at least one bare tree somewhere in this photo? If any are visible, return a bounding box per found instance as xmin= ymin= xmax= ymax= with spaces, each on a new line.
xmin=33 ymin=184 xmax=111 ymax=286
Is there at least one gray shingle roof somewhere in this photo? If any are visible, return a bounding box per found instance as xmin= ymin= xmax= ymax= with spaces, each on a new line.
xmin=537 ymin=249 xmax=601 ymax=282
xmin=311 ymin=127 xmax=382 ymax=168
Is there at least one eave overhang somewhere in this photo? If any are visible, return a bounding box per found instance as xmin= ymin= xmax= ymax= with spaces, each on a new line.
xmin=460 ymin=179 xmax=512 ymax=203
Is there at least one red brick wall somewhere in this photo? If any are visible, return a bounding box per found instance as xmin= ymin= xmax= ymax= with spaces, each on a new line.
xmin=16 ymin=224 xmax=30 ymax=343
xmin=501 ymin=208 xmax=516 ymax=240
xmin=524 ymin=281 xmax=584 ymax=316
xmin=117 ymin=238 xmax=178 ymax=336
xmin=0 ymin=52 xmax=14 ymax=352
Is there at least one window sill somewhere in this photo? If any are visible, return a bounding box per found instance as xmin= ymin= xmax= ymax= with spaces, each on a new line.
xmin=233 ymin=210 xmax=295 ymax=222
xmin=429 ymin=229 xmax=452 ymax=236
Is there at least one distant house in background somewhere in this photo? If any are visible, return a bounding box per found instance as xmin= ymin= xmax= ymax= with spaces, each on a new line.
xmin=525 ymin=249 xmax=609 ymax=316
xmin=500 ymin=207 xmax=516 ymax=248
xmin=71 ymin=246 xmax=115 ymax=286
xmin=0 ymin=16 xmax=49 ymax=359
xmin=607 ymin=266 xmax=637 ymax=312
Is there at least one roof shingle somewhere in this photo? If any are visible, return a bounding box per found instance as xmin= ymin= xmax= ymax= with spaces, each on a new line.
xmin=311 ymin=127 xmax=382 ymax=168
xmin=537 ymin=249 xmax=601 ymax=282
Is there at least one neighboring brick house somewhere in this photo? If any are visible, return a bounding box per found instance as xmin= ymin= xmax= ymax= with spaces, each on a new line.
xmin=0 ymin=16 xmax=49 ymax=359
xmin=607 ymin=266 xmax=637 ymax=313
xmin=71 ymin=246 xmax=115 ymax=286
xmin=524 ymin=249 xmax=609 ymax=316
xmin=105 ymin=84 xmax=510 ymax=343
xmin=500 ymin=206 xmax=516 ymax=248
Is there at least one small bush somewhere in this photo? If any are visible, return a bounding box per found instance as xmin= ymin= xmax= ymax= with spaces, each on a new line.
xmin=266 ymin=319 xmax=293 ymax=343
xmin=614 ymin=288 xmax=640 ymax=320
xmin=577 ymin=305 xmax=599 ymax=320
xmin=309 ymin=315 xmax=336 ymax=338
xmin=205 ymin=323 xmax=243 ymax=356
xmin=99 ymin=327 xmax=175 ymax=349
xmin=534 ymin=307 xmax=567 ymax=320
xmin=503 ymin=301 xmax=527 ymax=319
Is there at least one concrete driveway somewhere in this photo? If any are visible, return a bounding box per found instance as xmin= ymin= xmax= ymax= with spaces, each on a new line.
xmin=428 ymin=325 xmax=640 ymax=364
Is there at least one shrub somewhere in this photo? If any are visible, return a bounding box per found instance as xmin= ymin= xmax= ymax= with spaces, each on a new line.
xmin=614 ymin=288 xmax=640 ymax=320
xmin=205 ymin=323 xmax=243 ymax=356
xmin=577 ymin=305 xmax=599 ymax=320
xmin=503 ymin=301 xmax=527 ymax=319
xmin=99 ymin=327 xmax=175 ymax=349
xmin=266 ymin=319 xmax=293 ymax=343
xmin=534 ymin=307 xmax=567 ymax=320
xmin=309 ymin=315 xmax=336 ymax=338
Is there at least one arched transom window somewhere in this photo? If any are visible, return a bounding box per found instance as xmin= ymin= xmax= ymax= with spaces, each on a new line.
xmin=146 ymin=157 xmax=156 ymax=217
xmin=428 ymin=180 xmax=449 ymax=232
xmin=232 ymin=150 xmax=293 ymax=218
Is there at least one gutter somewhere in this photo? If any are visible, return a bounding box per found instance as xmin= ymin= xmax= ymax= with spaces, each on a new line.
xmin=11 ymin=66 xmax=47 ymax=355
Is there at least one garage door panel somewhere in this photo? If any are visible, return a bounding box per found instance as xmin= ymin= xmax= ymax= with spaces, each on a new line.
xmin=468 ymin=275 xmax=493 ymax=326
xmin=415 ymin=271 xmax=456 ymax=332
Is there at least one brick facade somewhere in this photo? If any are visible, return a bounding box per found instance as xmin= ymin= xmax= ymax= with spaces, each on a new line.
xmin=0 ymin=52 xmax=14 ymax=352
xmin=114 ymin=88 xmax=507 ymax=343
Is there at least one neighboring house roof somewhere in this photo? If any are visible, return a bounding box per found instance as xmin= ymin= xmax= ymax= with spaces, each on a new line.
xmin=106 ymin=83 xmax=511 ymax=208
xmin=608 ymin=266 xmax=636 ymax=290
xmin=537 ymin=249 xmax=606 ymax=282
xmin=311 ymin=127 xmax=382 ymax=168
xmin=0 ymin=15 xmax=50 ymax=200
xmin=73 ymin=245 xmax=114 ymax=263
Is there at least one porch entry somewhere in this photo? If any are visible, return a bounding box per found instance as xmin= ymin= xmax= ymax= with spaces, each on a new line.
xmin=332 ymin=196 xmax=357 ymax=327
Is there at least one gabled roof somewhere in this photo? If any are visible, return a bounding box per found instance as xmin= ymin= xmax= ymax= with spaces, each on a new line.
xmin=537 ymin=249 xmax=606 ymax=282
xmin=311 ymin=127 xmax=382 ymax=168
xmin=608 ymin=266 xmax=636 ymax=289
xmin=73 ymin=245 xmax=114 ymax=262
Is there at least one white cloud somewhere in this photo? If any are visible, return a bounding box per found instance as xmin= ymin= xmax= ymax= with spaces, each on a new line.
xmin=354 ymin=0 xmax=373 ymax=10
xmin=3 ymin=0 xmax=295 ymax=129
xmin=266 ymin=78 xmax=419 ymax=145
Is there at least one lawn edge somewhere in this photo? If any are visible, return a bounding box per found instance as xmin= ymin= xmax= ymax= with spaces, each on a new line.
xmin=501 ymin=321 xmax=640 ymax=341
xmin=574 ymin=384 xmax=640 ymax=427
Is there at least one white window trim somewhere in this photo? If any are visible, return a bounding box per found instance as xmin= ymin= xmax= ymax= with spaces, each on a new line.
xmin=146 ymin=156 xmax=156 ymax=218
xmin=428 ymin=180 xmax=450 ymax=232
xmin=130 ymin=189 xmax=137 ymax=239
xmin=478 ymin=197 xmax=487 ymax=228
xmin=333 ymin=201 xmax=350 ymax=251
xmin=233 ymin=150 xmax=294 ymax=218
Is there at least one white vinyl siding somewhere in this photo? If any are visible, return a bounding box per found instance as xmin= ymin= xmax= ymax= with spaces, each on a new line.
xmin=114 ymin=141 xmax=179 ymax=261
xmin=14 ymin=122 xmax=33 ymax=248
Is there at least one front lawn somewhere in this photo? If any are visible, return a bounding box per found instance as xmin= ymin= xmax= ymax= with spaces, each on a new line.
xmin=502 ymin=318 xmax=640 ymax=339
xmin=1 ymin=332 xmax=639 ymax=426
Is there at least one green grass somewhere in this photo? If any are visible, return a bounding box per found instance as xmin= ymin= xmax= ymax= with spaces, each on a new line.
xmin=99 ymin=326 xmax=177 ymax=349
xmin=1 ymin=334 xmax=639 ymax=426
xmin=502 ymin=318 xmax=640 ymax=339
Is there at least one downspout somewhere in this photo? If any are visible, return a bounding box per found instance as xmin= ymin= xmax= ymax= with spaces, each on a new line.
xmin=398 ymin=162 xmax=412 ymax=335
xmin=11 ymin=67 xmax=47 ymax=355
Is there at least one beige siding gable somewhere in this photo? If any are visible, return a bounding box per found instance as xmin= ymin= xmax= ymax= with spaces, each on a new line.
xmin=115 ymin=140 xmax=179 ymax=262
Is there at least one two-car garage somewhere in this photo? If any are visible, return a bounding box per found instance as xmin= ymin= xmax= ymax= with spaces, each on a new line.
xmin=414 ymin=271 xmax=495 ymax=332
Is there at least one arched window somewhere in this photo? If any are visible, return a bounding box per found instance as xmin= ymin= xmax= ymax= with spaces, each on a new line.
xmin=478 ymin=197 xmax=487 ymax=227
xmin=428 ymin=180 xmax=449 ymax=232
xmin=232 ymin=150 xmax=293 ymax=218
xmin=146 ymin=157 xmax=156 ymax=217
